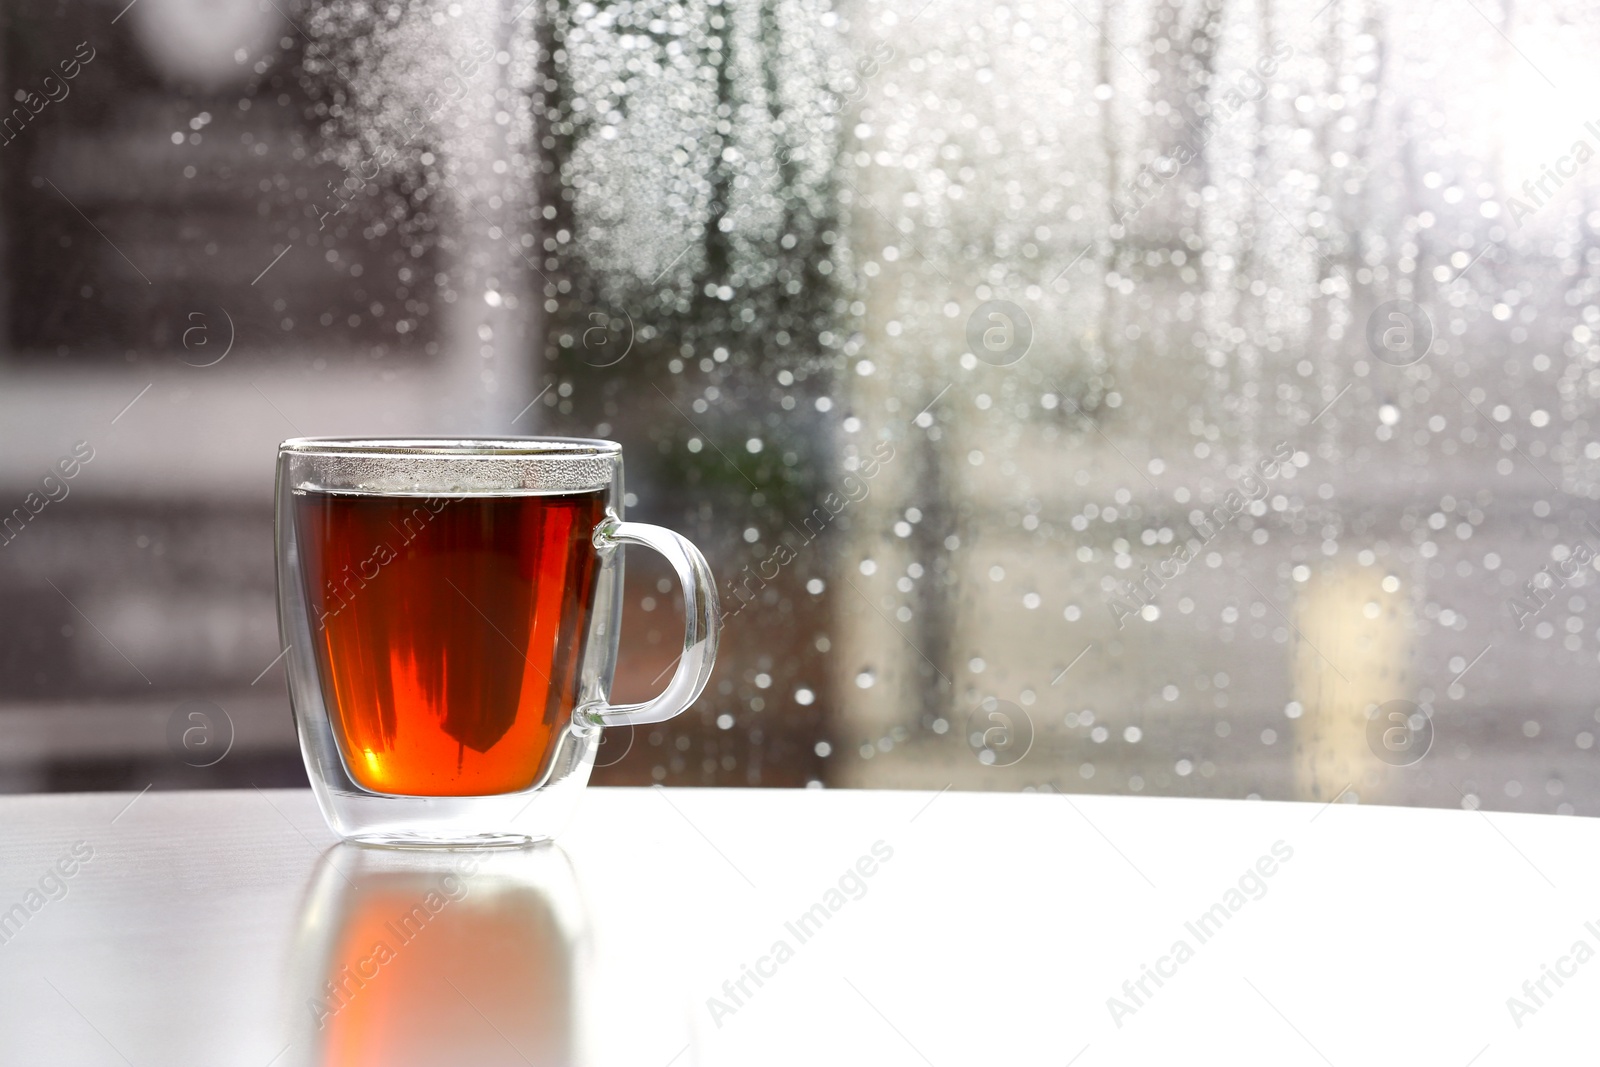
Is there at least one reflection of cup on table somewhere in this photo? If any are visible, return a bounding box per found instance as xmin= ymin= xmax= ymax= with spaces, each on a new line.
xmin=285 ymin=844 xmax=587 ymax=1067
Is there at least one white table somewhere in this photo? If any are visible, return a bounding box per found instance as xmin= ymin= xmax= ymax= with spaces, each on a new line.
xmin=0 ymin=787 xmax=1591 ymax=1065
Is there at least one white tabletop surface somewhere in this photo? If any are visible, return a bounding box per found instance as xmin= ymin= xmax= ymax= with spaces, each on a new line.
xmin=0 ymin=786 xmax=1593 ymax=1065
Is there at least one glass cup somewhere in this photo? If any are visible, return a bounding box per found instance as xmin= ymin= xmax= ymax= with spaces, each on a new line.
xmin=275 ymin=437 xmax=719 ymax=846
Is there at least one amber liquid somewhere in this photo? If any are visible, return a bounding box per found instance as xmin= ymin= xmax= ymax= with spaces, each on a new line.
xmin=294 ymin=489 xmax=607 ymax=796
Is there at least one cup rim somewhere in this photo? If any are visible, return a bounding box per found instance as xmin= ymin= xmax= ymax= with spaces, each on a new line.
xmin=279 ymin=436 xmax=622 ymax=458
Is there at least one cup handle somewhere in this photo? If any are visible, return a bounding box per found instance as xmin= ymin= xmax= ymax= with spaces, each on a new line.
xmin=584 ymin=515 xmax=720 ymax=727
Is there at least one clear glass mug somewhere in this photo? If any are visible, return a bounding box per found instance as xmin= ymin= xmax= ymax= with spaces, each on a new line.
xmin=275 ymin=437 xmax=719 ymax=846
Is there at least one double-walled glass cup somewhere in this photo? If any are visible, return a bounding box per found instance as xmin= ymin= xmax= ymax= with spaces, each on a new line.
xmin=275 ymin=438 xmax=719 ymax=846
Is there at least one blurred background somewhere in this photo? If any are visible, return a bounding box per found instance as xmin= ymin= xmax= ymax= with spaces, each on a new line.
xmin=2 ymin=0 xmax=1599 ymax=814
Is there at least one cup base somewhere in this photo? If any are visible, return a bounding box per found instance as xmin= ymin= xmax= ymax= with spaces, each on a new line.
xmin=347 ymin=830 xmax=551 ymax=850
xmin=303 ymin=758 xmax=594 ymax=847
